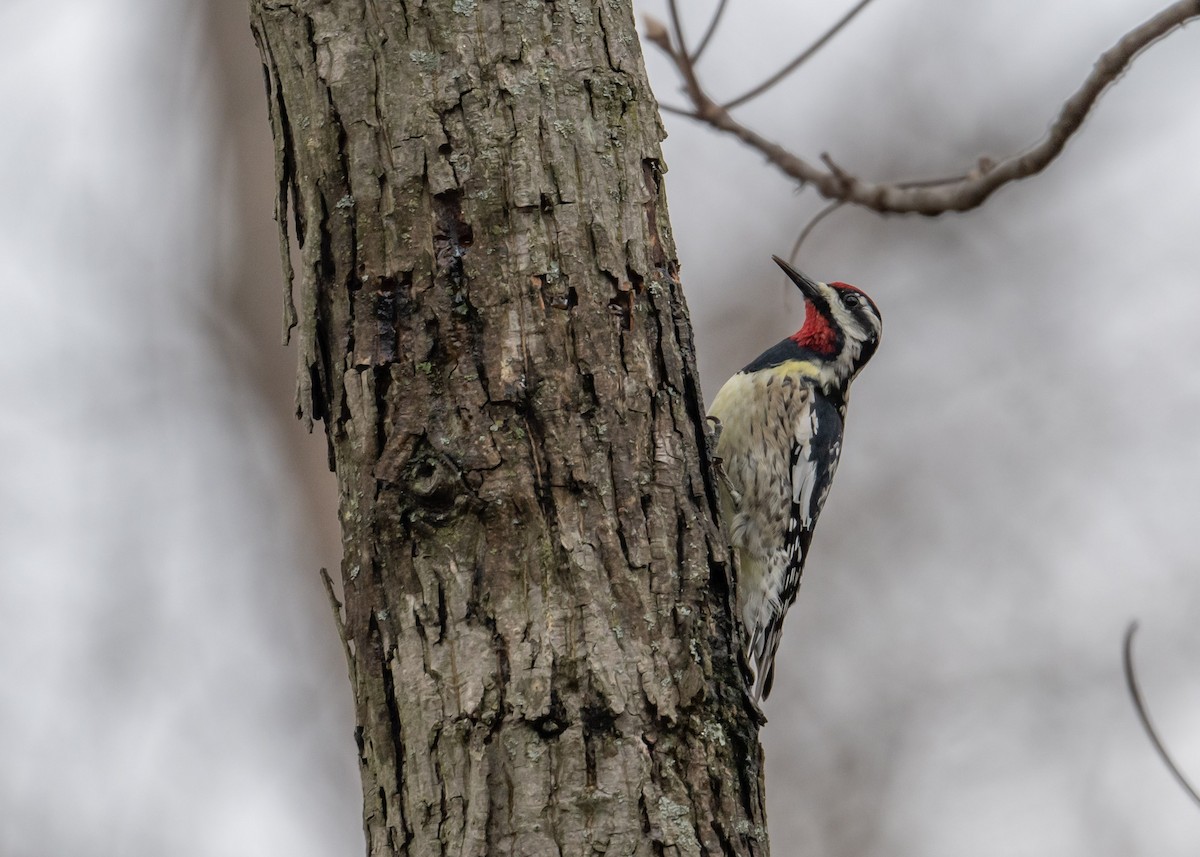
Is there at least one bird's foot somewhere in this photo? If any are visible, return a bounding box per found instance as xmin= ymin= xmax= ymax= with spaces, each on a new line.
xmin=705 ymin=416 xmax=741 ymax=504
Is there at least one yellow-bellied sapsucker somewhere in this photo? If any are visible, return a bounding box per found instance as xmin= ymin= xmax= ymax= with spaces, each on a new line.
xmin=709 ymin=256 xmax=882 ymax=701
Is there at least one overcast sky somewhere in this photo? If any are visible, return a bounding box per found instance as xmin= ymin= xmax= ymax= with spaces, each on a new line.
xmin=2 ymin=1 xmax=1198 ymax=855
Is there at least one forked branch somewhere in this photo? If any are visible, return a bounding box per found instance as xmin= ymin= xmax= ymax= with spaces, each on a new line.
xmin=648 ymin=0 xmax=1200 ymax=216
xmin=723 ymin=0 xmax=878 ymax=110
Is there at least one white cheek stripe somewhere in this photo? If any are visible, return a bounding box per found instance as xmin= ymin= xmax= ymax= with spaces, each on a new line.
xmin=817 ymin=284 xmax=880 ymax=389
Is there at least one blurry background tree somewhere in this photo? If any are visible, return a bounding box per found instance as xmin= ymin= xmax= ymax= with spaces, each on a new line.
xmin=2 ymin=1 xmax=1199 ymax=856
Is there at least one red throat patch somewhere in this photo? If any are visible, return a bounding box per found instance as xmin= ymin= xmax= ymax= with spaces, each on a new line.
xmin=790 ymin=302 xmax=837 ymax=354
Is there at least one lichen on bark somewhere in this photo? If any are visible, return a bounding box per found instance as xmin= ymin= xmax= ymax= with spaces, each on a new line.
xmin=251 ymin=1 xmax=768 ymax=854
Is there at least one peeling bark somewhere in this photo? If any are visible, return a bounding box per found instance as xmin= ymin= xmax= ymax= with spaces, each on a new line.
xmin=250 ymin=1 xmax=767 ymax=854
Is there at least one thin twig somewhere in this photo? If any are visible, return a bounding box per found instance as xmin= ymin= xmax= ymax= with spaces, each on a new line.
xmin=666 ymin=0 xmax=704 ymax=103
xmin=1122 ymin=622 xmax=1200 ymax=809
xmin=659 ymin=102 xmax=698 ymax=117
xmin=690 ymin=0 xmax=729 ymax=63
xmin=722 ymin=0 xmax=879 ymax=110
xmin=666 ymin=0 xmax=687 ymax=53
xmin=820 ymin=152 xmax=853 ymax=188
xmin=790 ymin=201 xmax=845 ymax=263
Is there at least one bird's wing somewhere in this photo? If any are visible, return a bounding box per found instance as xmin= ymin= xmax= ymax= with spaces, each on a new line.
xmin=750 ymin=389 xmax=844 ymax=700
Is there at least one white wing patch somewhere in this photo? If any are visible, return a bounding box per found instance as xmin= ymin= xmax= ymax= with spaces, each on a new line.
xmin=791 ymin=407 xmax=819 ymax=529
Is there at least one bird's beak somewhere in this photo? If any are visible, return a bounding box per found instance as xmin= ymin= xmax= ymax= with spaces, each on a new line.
xmin=772 ymin=255 xmax=826 ymax=307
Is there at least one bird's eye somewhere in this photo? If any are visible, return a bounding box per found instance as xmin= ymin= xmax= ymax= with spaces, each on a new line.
xmin=843 ymin=293 xmax=861 ymax=307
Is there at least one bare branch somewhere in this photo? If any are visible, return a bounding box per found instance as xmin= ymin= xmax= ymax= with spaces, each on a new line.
xmin=691 ymin=0 xmax=724 ymax=63
xmin=723 ymin=0 xmax=879 ymax=110
xmin=642 ymin=14 xmax=673 ymax=55
xmin=666 ymin=0 xmax=705 ymax=104
xmin=1122 ymin=622 xmax=1200 ymax=809
xmin=649 ymin=0 xmax=1200 ymax=217
xmin=659 ymin=102 xmax=699 ymax=118
xmin=820 ymin=152 xmax=853 ymax=188
xmin=642 ymin=15 xmax=701 ymax=117
xmin=666 ymin=0 xmax=687 ymax=50
xmin=691 ymin=0 xmax=729 ymax=64
xmin=894 ymin=173 xmax=970 ymax=189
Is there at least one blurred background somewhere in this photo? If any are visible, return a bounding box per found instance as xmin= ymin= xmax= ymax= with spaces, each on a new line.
xmin=1 ymin=0 xmax=1197 ymax=854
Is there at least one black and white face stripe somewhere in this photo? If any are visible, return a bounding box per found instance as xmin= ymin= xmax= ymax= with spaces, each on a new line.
xmin=825 ymin=282 xmax=882 ymax=373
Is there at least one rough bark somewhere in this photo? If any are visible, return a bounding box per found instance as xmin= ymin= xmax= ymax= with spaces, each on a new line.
xmin=250 ymin=2 xmax=767 ymax=855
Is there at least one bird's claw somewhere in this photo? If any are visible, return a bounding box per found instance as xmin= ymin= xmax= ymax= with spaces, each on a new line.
xmin=706 ymin=416 xmax=742 ymax=503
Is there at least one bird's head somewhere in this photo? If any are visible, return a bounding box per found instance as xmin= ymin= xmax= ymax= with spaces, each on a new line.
xmin=774 ymin=255 xmax=882 ymax=388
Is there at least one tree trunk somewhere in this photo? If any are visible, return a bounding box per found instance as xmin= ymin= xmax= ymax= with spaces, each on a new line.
xmin=250 ymin=2 xmax=767 ymax=854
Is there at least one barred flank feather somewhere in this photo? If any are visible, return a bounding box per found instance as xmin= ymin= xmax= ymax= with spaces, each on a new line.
xmin=710 ymin=364 xmax=841 ymax=701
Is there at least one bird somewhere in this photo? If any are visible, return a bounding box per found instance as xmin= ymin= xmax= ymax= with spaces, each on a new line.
xmin=708 ymin=255 xmax=882 ymax=701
